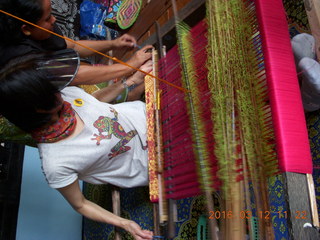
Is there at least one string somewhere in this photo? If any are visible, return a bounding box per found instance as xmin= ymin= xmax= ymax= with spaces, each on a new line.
xmin=255 ymin=0 xmax=313 ymax=174
xmin=158 ymin=44 xmax=201 ymax=199
xmin=0 ymin=9 xmax=188 ymax=93
xmin=296 ymin=60 xmax=318 ymax=76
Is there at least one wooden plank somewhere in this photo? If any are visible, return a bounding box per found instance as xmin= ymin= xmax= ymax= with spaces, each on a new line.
xmin=153 ymin=203 xmax=161 ymax=236
xmin=306 ymin=173 xmax=319 ymax=227
xmin=126 ymin=0 xmax=172 ymax=41
xmin=111 ymin=186 xmax=121 ymax=240
xmin=127 ymin=0 xmax=193 ymax=41
xmin=282 ymin=172 xmax=319 ymax=239
xmin=140 ymin=0 xmax=205 ymax=46
xmin=303 ymin=0 xmax=320 ymax=61
xmin=118 ymin=0 xmax=205 ymax=60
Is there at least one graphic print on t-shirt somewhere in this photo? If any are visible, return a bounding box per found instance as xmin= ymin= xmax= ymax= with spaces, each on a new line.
xmin=91 ymin=107 xmax=137 ymax=159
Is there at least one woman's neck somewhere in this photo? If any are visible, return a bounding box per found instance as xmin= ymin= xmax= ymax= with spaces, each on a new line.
xmin=32 ymin=101 xmax=83 ymax=143
xmin=62 ymin=112 xmax=84 ymax=141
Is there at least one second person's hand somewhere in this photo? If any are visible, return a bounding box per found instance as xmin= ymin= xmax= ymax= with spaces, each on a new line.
xmin=113 ymin=34 xmax=137 ymax=48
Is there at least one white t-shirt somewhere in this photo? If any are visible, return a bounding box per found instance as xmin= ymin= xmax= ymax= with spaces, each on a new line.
xmin=38 ymin=86 xmax=148 ymax=189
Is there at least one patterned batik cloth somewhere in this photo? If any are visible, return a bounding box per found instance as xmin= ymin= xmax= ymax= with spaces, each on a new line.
xmin=283 ymin=0 xmax=310 ymax=37
xmin=51 ymin=0 xmax=82 ymax=40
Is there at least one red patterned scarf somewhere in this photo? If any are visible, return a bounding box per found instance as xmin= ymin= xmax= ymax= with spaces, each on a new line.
xmin=31 ymin=101 xmax=77 ymax=143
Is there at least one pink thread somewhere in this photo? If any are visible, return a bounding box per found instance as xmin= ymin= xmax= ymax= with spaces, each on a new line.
xmin=254 ymin=0 xmax=312 ymax=173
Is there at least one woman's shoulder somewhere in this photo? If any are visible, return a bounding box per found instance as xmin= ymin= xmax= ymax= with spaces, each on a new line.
xmin=61 ymin=87 xmax=107 ymax=118
xmin=62 ymin=86 xmax=86 ymax=94
xmin=0 ymin=43 xmax=36 ymax=67
xmin=61 ymin=86 xmax=94 ymax=102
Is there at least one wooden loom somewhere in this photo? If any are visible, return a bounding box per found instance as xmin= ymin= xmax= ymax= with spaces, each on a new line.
xmin=135 ymin=0 xmax=318 ymax=239
xmin=1 ymin=0 xmax=318 ymax=238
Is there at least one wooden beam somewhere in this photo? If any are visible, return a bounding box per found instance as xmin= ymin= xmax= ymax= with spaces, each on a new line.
xmin=118 ymin=0 xmax=205 ymax=60
xmin=303 ymin=0 xmax=320 ymax=61
xmin=126 ymin=0 xmax=172 ymax=41
xmin=282 ymin=172 xmax=319 ymax=239
xmin=111 ymin=186 xmax=121 ymax=240
xmin=140 ymin=0 xmax=205 ymax=46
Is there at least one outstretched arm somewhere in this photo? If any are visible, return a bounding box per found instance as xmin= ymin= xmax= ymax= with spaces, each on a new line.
xmin=66 ymin=34 xmax=137 ymax=58
xmin=57 ymin=180 xmax=153 ymax=240
xmin=92 ymin=60 xmax=153 ymax=102
xmin=71 ymin=45 xmax=153 ymax=85
xmin=91 ymin=80 xmax=127 ymax=103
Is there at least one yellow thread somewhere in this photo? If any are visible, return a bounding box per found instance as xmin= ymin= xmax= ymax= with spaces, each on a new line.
xmin=0 ymin=9 xmax=189 ymax=93
xmin=156 ymin=90 xmax=161 ymax=110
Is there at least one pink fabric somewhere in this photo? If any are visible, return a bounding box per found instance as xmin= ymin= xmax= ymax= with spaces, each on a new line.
xmin=254 ymin=0 xmax=313 ymax=173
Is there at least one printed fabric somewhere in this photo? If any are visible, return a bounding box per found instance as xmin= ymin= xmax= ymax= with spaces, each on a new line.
xmin=38 ymin=86 xmax=148 ymax=189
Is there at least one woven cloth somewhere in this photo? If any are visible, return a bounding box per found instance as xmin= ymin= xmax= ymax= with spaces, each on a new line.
xmin=116 ymin=0 xmax=142 ymax=29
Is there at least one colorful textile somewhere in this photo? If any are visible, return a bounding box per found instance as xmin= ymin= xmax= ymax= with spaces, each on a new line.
xmin=51 ymin=0 xmax=81 ymax=40
xmin=31 ymin=101 xmax=76 ymax=143
xmin=95 ymin=0 xmax=123 ymax=24
xmin=173 ymin=196 xmax=207 ymax=240
xmin=107 ymin=0 xmax=122 ymax=23
xmin=116 ymin=0 xmax=142 ymax=29
xmin=283 ymin=0 xmax=310 ymax=38
xmin=145 ymin=74 xmax=159 ymax=202
xmin=268 ymin=175 xmax=290 ymax=240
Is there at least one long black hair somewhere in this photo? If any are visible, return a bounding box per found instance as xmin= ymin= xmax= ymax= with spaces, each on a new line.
xmin=0 ymin=53 xmax=60 ymax=132
xmin=0 ymin=0 xmax=43 ymax=44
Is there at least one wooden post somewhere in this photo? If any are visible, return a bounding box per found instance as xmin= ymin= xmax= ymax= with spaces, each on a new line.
xmin=153 ymin=203 xmax=161 ymax=236
xmin=307 ymin=173 xmax=319 ymax=227
xmin=282 ymin=172 xmax=319 ymax=239
xmin=303 ymin=0 xmax=320 ymax=61
xmin=111 ymin=186 xmax=121 ymax=240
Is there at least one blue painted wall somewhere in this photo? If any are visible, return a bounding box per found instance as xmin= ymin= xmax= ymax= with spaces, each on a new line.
xmin=16 ymin=146 xmax=82 ymax=240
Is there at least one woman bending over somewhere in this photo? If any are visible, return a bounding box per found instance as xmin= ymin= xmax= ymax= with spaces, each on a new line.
xmin=0 ymin=53 xmax=153 ymax=240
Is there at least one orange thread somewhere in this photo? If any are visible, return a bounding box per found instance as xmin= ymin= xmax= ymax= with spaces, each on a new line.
xmin=0 ymin=9 xmax=189 ymax=93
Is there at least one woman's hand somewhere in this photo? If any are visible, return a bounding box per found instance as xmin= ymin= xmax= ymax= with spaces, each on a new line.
xmin=139 ymin=60 xmax=153 ymax=74
xmin=126 ymin=60 xmax=153 ymax=86
xmin=123 ymin=220 xmax=153 ymax=240
xmin=128 ymin=45 xmax=153 ymax=68
xmin=113 ymin=34 xmax=137 ymax=48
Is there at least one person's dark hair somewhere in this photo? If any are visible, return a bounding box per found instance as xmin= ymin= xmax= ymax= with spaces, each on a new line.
xmin=0 ymin=0 xmax=43 ymax=44
xmin=0 ymin=53 xmax=60 ymax=132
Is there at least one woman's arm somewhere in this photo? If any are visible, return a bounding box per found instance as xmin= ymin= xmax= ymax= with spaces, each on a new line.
xmin=91 ymin=60 xmax=152 ymax=102
xmin=57 ymin=180 xmax=153 ymax=240
xmin=66 ymin=34 xmax=137 ymax=58
xmin=71 ymin=45 xmax=153 ymax=85
xmin=91 ymin=80 xmax=127 ymax=103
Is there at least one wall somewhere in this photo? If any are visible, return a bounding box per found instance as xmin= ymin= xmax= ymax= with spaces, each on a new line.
xmin=16 ymin=146 xmax=82 ymax=240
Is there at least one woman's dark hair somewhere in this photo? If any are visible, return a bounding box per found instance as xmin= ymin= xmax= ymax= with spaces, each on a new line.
xmin=0 ymin=53 xmax=60 ymax=132
xmin=0 ymin=0 xmax=43 ymax=44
